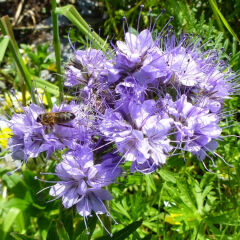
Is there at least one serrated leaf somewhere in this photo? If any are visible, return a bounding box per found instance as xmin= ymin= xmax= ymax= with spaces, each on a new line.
xmin=112 ymin=202 xmax=131 ymax=219
xmin=158 ymin=169 xmax=177 ymax=184
xmin=144 ymin=174 xmax=156 ymax=195
xmin=206 ymin=212 xmax=240 ymax=226
xmin=176 ymin=181 xmax=196 ymax=210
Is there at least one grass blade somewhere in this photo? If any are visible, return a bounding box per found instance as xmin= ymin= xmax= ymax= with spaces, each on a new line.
xmin=33 ymin=76 xmax=59 ymax=96
xmin=0 ymin=36 xmax=9 ymax=63
xmin=51 ymin=0 xmax=63 ymax=101
xmin=56 ymin=221 xmax=70 ymax=240
xmin=0 ymin=15 xmax=58 ymax=106
xmin=55 ymin=5 xmax=109 ymax=51
xmin=209 ymin=0 xmax=239 ymax=41
xmin=0 ymin=16 xmax=35 ymax=102
xmin=2 ymin=208 xmax=20 ymax=239
xmin=96 ymin=220 xmax=143 ymax=240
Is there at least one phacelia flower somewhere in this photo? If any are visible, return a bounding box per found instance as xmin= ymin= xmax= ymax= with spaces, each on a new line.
xmin=8 ymin=102 xmax=88 ymax=162
xmin=100 ymin=100 xmax=173 ymax=173
xmin=49 ymin=146 xmax=122 ymax=234
xmin=168 ymin=94 xmax=222 ymax=159
xmin=65 ymin=48 xmax=115 ymax=100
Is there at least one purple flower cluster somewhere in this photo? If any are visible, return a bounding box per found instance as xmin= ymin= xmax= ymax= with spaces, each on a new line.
xmin=8 ymin=102 xmax=88 ymax=162
xmin=7 ymin=14 xmax=239 ymax=233
xmin=49 ymin=147 xmax=121 ymax=234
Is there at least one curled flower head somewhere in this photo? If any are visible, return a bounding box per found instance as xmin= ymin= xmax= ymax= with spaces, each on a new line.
xmin=8 ymin=102 xmax=89 ymax=163
xmin=167 ymin=94 xmax=222 ymax=160
xmin=49 ymin=146 xmax=122 ymax=234
xmin=65 ymin=48 xmax=115 ymax=102
xmin=159 ymin=34 xmax=237 ymax=113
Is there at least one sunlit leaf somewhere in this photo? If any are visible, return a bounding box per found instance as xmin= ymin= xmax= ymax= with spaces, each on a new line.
xmin=3 ymin=208 xmax=20 ymax=233
xmin=55 ymin=5 xmax=109 ymax=51
xmin=209 ymin=0 xmax=239 ymax=41
xmin=0 ymin=36 xmax=9 ymax=63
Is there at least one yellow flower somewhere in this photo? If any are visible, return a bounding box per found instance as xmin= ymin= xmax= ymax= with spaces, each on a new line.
xmin=0 ymin=127 xmax=12 ymax=149
xmin=164 ymin=213 xmax=182 ymax=225
xmin=3 ymin=91 xmax=32 ymax=112
xmin=47 ymin=64 xmax=57 ymax=72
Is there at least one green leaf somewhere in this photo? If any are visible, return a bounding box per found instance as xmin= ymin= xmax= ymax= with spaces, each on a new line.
xmin=38 ymin=217 xmax=51 ymax=240
xmin=0 ymin=16 xmax=36 ymax=102
xmin=73 ymin=220 xmax=86 ymax=240
xmin=3 ymin=207 xmax=20 ymax=233
xmin=158 ymin=168 xmax=177 ymax=184
xmin=176 ymin=180 xmax=196 ymax=210
xmin=2 ymin=174 xmax=32 ymax=201
xmin=87 ymin=215 xmax=97 ymax=239
xmin=141 ymin=235 xmax=152 ymax=240
xmin=208 ymin=0 xmax=239 ymax=41
xmin=3 ymin=198 xmax=30 ymax=211
xmin=96 ymin=220 xmax=143 ymax=240
xmin=74 ymin=215 xmax=97 ymax=240
xmin=56 ymin=221 xmax=70 ymax=240
xmin=60 ymin=208 xmax=73 ymax=240
xmin=144 ymin=174 xmax=156 ymax=195
xmin=14 ymin=211 xmax=25 ymax=234
xmin=46 ymin=221 xmax=58 ymax=240
xmin=33 ymin=76 xmax=59 ymax=96
xmin=0 ymin=36 xmax=9 ymax=63
xmin=55 ymin=5 xmax=109 ymax=51
xmin=51 ymin=0 xmax=63 ymax=101
xmin=10 ymin=232 xmax=36 ymax=240
xmin=112 ymin=201 xmax=131 ymax=220
xmin=206 ymin=212 xmax=240 ymax=226
xmin=75 ymin=233 xmax=88 ymax=240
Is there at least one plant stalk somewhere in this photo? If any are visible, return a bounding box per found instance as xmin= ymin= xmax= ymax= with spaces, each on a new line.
xmin=51 ymin=0 xmax=63 ymax=102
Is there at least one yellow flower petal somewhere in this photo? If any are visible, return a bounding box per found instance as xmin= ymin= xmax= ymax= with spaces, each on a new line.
xmin=0 ymin=128 xmax=12 ymax=149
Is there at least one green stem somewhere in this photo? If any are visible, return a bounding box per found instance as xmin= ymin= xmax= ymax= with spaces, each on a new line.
xmin=19 ymin=76 xmax=26 ymax=106
xmin=45 ymin=91 xmax=53 ymax=109
xmin=104 ymin=0 xmax=119 ymax=36
xmin=0 ymin=15 xmax=36 ymax=103
xmin=208 ymin=0 xmax=225 ymax=32
xmin=51 ymin=0 xmax=63 ymax=102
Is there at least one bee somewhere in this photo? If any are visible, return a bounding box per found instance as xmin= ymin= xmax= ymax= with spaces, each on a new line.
xmin=36 ymin=112 xmax=76 ymax=128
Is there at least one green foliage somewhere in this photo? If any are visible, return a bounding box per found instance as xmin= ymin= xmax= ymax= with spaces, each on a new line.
xmin=0 ymin=36 xmax=9 ymax=63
